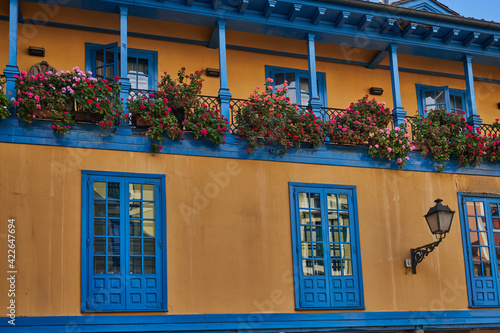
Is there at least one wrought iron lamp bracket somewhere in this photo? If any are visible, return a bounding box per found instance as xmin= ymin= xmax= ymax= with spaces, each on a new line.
xmin=410 ymin=235 xmax=445 ymax=274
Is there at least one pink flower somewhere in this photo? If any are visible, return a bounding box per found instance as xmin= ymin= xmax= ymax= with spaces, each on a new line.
xmin=375 ymin=144 xmax=379 ymax=148
xmin=200 ymin=129 xmax=208 ymax=136
xmin=387 ymin=147 xmax=392 ymax=152
xmin=397 ymin=158 xmax=402 ymax=164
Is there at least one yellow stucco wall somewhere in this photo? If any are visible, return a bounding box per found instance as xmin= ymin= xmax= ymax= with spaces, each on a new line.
xmin=6 ymin=3 xmax=500 ymax=123
xmin=1 ymin=142 xmax=499 ymax=317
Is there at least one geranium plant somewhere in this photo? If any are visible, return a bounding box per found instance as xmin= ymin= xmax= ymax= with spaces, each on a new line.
xmin=71 ymin=67 xmax=124 ymax=130
xmin=414 ymin=109 xmax=485 ymax=171
xmin=184 ymin=103 xmax=229 ymax=146
xmin=368 ymin=121 xmax=415 ymax=169
xmin=235 ymin=78 xmax=324 ymax=154
xmin=0 ymin=78 xmax=12 ymax=120
xmin=158 ymin=67 xmax=204 ymax=110
xmin=14 ymin=70 xmax=75 ymax=134
xmin=127 ymin=90 xmax=183 ymax=152
xmin=326 ymin=95 xmax=392 ymax=145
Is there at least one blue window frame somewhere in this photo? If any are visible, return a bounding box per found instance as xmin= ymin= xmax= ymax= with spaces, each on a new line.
xmin=266 ymin=66 xmax=327 ymax=107
xmin=81 ymin=171 xmax=167 ymax=312
xmin=85 ymin=43 xmax=158 ymax=91
xmin=416 ymin=84 xmax=467 ymax=116
xmin=459 ymin=193 xmax=500 ymax=308
xmin=289 ymin=183 xmax=364 ymax=309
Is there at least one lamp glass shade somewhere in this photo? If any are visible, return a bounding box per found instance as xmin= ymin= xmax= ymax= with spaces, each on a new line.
xmin=424 ymin=199 xmax=454 ymax=235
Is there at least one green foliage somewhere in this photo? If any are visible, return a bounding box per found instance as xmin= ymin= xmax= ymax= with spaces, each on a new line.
xmin=184 ymin=103 xmax=229 ymax=146
xmin=0 ymin=79 xmax=12 ymax=120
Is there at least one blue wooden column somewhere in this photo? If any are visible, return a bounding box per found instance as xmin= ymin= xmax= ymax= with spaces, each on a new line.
xmin=217 ymin=19 xmax=233 ymax=142
xmin=118 ymin=6 xmax=131 ymax=134
xmin=463 ymin=55 xmax=482 ymax=128
xmin=3 ymin=0 xmax=20 ymax=122
xmin=387 ymin=44 xmax=406 ymax=126
xmin=307 ymin=33 xmax=322 ymax=115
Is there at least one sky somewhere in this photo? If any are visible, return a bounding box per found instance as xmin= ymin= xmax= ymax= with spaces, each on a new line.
xmin=369 ymin=0 xmax=500 ymax=23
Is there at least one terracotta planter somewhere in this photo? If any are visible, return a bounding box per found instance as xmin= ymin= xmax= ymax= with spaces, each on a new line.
xmin=74 ymin=110 xmax=104 ymax=122
xmin=135 ymin=115 xmax=152 ymax=127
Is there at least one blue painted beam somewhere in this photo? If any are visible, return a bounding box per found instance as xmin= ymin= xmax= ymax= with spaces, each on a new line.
xmin=264 ymin=0 xmax=277 ymax=19
xmin=401 ymin=23 xmax=417 ymax=38
xmin=463 ymin=55 xmax=482 ymax=128
xmin=357 ymin=14 xmax=373 ymax=32
xmin=118 ymin=6 xmax=132 ymax=135
xmin=367 ymin=50 xmax=388 ymax=70
xmin=212 ymin=0 xmax=221 ymax=11
xmin=208 ymin=25 xmax=218 ymax=49
xmin=387 ymin=43 xmax=406 ymax=126
xmin=334 ymin=11 xmax=350 ymax=28
xmin=463 ymin=32 xmax=480 ymax=47
xmin=288 ymin=4 xmax=301 ymax=22
xmin=238 ymin=0 xmax=249 ymax=14
xmin=307 ymin=33 xmax=321 ymax=114
xmin=217 ymin=19 xmax=232 ymax=143
xmin=482 ymin=35 xmax=499 ymax=50
xmin=422 ymin=26 xmax=439 ymax=41
xmin=443 ymin=29 xmax=460 ymax=44
xmin=3 ymin=0 xmax=19 ymax=124
xmin=379 ymin=18 xmax=396 ymax=34
xmin=186 ymin=0 xmax=194 ymax=7
xmin=312 ymin=7 xmax=326 ymax=25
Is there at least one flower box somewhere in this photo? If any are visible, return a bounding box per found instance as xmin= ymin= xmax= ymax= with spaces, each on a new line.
xmin=74 ymin=110 xmax=104 ymax=123
xmin=135 ymin=115 xmax=152 ymax=127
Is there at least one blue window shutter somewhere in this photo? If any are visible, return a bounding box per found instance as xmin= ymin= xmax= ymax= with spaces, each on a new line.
xmin=82 ymin=172 xmax=166 ymax=312
xmin=87 ymin=177 xmax=126 ymax=312
xmin=290 ymin=184 xmax=363 ymax=310
xmin=460 ymin=197 xmax=500 ymax=307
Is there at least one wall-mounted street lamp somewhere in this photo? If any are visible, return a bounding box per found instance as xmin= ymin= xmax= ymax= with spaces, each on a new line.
xmin=369 ymin=87 xmax=384 ymax=95
xmin=409 ymin=199 xmax=455 ymax=274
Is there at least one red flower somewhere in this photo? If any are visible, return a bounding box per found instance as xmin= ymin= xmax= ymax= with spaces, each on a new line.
xmin=246 ymin=148 xmax=251 ymax=153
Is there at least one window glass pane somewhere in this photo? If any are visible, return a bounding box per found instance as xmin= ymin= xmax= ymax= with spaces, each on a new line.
xmin=143 ymin=184 xmax=155 ymax=201
xmin=128 ymin=73 xmax=137 ymax=90
xmin=94 ymin=256 xmax=106 ymax=274
xmin=315 ymin=260 xmax=325 ymax=275
xmin=342 ymin=244 xmax=352 ymax=259
xmin=330 ymin=244 xmax=340 ymax=258
xmin=130 ymin=238 xmax=142 ymax=255
xmin=107 ymin=183 xmax=120 ymax=199
xmin=105 ymin=65 xmax=114 ymax=80
xmin=143 ymin=221 xmax=155 ymax=237
xmin=330 ymin=227 xmax=339 ymax=243
xmin=328 ymin=212 xmax=338 ymax=225
xmin=94 ymin=238 xmax=106 ymax=254
xmin=310 ymin=193 xmax=321 ymax=209
xmin=94 ymin=201 xmax=106 ymax=217
xmin=339 ymin=195 xmax=348 ymax=209
xmin=94 ymin=219 xmax=106 ymax=235
xmin=466 ymin=201 xmax=475 ymax=216
xmin=105 ymin=48 xmax=115 ymax=65
xmin=454 ymin=95 xmax=463 ymax=110
xmin=343 ymin=260 xmax=353 ymax=275
xmin=476 ymin=202 xmax=485 ymax=215
xmin=298 ymin=193 xmax=309 ymax=208
xmin=302 ymin=243 xmax=312 ymax=258
xmin=108 ymin=219 xmax=120 ymax=236
xmin=491 ymin=203 xmax=500 ymax=217
xmin=435 ymin=89 xmax=445 ymax=104
xmin=300 ymin=77 xmax=309 ymax=93
xmin=94 ymin=182 xmax=106 ymax=198
xmin=129 ymin=202 xmax=141 ymax=218
xmin=130 ymin=257 xmax=142 ymax=274
xmin=144 ymin=239 xmax=155 ymax=255
xmin=300 ymin=210 xmax=310 ymax=225
xmin=424 ymin=91 xmax=436 ymax=106
xmin=301 ymin=93 xmax=309 ymax=106
xmin=286 ymin=72 xmax=296 ymax=88
xmin=130 ymin=220 xmax=141 ymax=236
xmin=95 ymin=67 xmax=104 ymax=79
xmin=450 ymin=96 xmax=455 ymax=109
xmin=340 ymin=227 xmax=351 ymax=242
xmin=144 ymin=257 xmax=156 ymax=274
xmin=311 ymin=226 xmax=323 ymax=242
xmin=313 ymin=243 xmax=324 ymax=258
xmin=128 ymin=57 xmax=136 ymax=72
xmin=143 ymin=202 xmax=155 ymax=219
xmin=275 ymin=73 xmax=285 ymax=88
xmin=327 ymin=194 xmax=337 ymax=209
xmin=138 ymin=58 xmax=149 ymax=75
xmin=108 ymin=257 xmax=120 ymax=274
xmin=310 ymin=211 xmax=322 ymax=225
xmin=129 ymin=184 xmax=142 ymax=200
xmin=469 ymin=216 xmax=478 ymax=231
xmin=108 ymin=201 xmax=120 ymax=218
xmin=108 ymin=237 xmax=120 ymax=254
xmin=96 ymin=49 xmax=104 ymax=67
xmin=331 ymin=260 xmax=341 ymax=276
xmin=302 ymin=259 xmax=313 ymax=275
xmin=339 ymin=212 xmax=349 ymax=226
